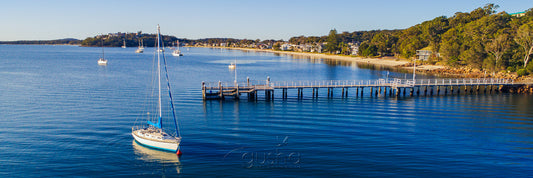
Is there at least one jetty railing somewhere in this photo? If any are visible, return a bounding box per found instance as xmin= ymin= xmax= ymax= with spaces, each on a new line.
xmin=202 ymin=78 xmax=515 ymax=100
xmin=203 ymin=78 xmax=512 ymax=90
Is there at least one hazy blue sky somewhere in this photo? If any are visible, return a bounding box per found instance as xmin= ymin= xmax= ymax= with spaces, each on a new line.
xmin=0 ymin=0 xmax=531 ymax=41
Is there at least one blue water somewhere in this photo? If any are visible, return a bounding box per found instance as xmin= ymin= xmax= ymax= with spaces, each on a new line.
xmin=1 ymin=45 xmax=532 ymax=177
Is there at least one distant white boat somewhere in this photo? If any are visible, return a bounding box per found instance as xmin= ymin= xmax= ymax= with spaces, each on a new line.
xmin=135 ymin=39 xmax=144 ymax=53
xmin=171 ymin=40 xmax=183 ymax=56
xmin=98 ymin=58 xmax=108 ymax=65
xmin=98 ymin=39 xmax=108 ymax=65
xmin=228 ymin=57 xmax=237 ymax=70
xmin=122 ymin=39 xmax=127 ymax=48
xmin=228 ymin=63 xmax=235 ymax=69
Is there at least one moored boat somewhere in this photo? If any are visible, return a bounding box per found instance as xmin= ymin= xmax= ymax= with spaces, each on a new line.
xmin=132 ymin=25 xmax=182 ymax=155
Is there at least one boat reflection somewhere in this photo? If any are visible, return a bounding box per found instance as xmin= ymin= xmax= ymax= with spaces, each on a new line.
xmin=132 ymin=140 xmax=182 ymax=173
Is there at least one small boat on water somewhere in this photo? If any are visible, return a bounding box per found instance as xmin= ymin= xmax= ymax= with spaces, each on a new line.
xmin=228 ymin=57 xmax=236 ymax=69
xmin=98 ymin=58 xmax=108 ymax=65
xmin=228 ymin=63 xmax=235 ymax=69
xmin=135 ymin=39 xmax=144 ymax=53
xmin=122 ymin=39 xmax=127 ymax=48
xmin=171 ymin=40 xmax=183 ymax=56
xmin=132 ymin=25 xmax=182 ymax=155
xmin=98 ymin=39 xmax=108 ymax=65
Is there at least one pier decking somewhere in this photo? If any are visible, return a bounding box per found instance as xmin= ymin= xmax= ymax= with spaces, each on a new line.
xmin=202 ymin=77 xmax=517 ymax=100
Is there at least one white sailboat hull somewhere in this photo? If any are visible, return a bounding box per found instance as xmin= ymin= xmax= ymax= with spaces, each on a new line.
xmin=171 ymin=51 xmax=183 ymax=56
xmin=98 ymin=59 xmax=107 ymax=65
xmin=132 ymin=129 xmax=180 ymax=152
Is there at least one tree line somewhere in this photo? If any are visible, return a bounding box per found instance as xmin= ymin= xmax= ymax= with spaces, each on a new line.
xmin=319 ymin=4 xmax=533 ymax=76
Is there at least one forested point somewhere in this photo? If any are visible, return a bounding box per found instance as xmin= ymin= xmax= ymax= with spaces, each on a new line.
xmin=0 ymin=38 xmax=80 ymax=45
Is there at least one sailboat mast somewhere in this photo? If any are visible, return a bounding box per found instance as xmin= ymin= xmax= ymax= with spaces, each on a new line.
xmin=101 ymin=38 xmax=104 ymax=59
xmin=234 ymin=58 xmax=237 ymax=83
xmin=157 ymin=25 xmax=162 ymax=120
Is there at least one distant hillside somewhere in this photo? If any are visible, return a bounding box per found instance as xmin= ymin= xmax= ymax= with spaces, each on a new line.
xmin=0 ymin=38 xmax=81 ymax=45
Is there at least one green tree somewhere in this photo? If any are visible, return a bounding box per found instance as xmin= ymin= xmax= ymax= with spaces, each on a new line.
xmin=440 ymin=28 xmax=462 ymax=65
xmin=485 ymin=32 xmax=511 ymax=70
xmin=514 ymin=21 xmax=533 ymax=67
xmin=326 ymin=29 xmax=340 ymax=53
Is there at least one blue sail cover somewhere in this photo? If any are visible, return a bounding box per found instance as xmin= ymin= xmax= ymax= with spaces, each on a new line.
xmin=147 ymin=116 xmax=162 ymax=128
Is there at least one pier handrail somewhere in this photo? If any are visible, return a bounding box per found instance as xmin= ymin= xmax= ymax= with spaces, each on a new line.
xmin=202 ymin=78 xmax=513 ymax=89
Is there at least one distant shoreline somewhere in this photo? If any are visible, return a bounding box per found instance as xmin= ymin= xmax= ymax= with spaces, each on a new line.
xmin=192 ymin=46 xmax=445 ymax=71
xmin=0 ymin=43 xmax=80 ymax=46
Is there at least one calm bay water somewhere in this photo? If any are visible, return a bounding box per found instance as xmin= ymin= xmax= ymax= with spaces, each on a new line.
xmin=1 ymin=45 xmax=532 ymax=177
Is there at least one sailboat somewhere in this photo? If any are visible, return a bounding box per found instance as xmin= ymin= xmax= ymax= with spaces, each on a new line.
xmin=122 ymin=39 xmax=127 ymax=48
xmin=132 ymin=25 xmax=182 ymax=155
xmin=171 ymin=40 xmax=183 ymax=56
xmin=97 ymin=39 xmax=108 ymax=65
xmin=135 ymin=39 xmax=144 ymax=53
xmin=228 ymin=58 xmax=236 ymax=69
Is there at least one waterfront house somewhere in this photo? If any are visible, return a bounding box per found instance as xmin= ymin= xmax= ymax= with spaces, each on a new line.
xmin=416 ymin=50 xmax=431 ymax=61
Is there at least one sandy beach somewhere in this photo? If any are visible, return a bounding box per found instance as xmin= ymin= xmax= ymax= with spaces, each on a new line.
xmin=213 ymin=47 xmax=446 ymax=71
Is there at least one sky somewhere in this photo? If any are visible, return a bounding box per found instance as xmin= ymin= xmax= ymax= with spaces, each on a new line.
xmin=0 ymin=0 xmax=531 ymax=41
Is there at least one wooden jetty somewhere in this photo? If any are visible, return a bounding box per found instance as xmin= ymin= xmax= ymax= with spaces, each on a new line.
xmin=202 ymin=77 xmax=518 ymax=100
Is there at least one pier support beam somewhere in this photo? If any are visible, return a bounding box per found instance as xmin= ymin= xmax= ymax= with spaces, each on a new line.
xmin=202 ymin=81 xmax=206 ymax=100
xmin=437 ymin=86 xmax=440 ymax=95
xmin=430 ymin=86 xmax=433 ymax=96
xmin=219 ymin=81 xmax=224 ymax=100
xmin=451 ymin=86 xmax=454 ymax=94
xmin=345 ymin=88 xmax=348 ymax=98
xmin=395 ymin=88 xmax=400 ymax=97
xmin=410 ymin=88 xmax=414 ymax=96
xmin=235 ymin=84 xmax=240 ymax=99
xmin=424 ymin=86 xmax=428 ymax=96
xmin=370 ymin=87 xmax=374 ymax=97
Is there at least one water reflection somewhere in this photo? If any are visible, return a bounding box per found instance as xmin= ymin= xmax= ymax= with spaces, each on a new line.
xmin=132 ymin=140 xmax=182 ymax=173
